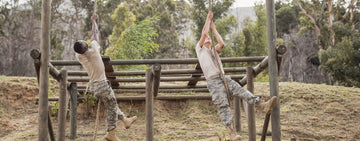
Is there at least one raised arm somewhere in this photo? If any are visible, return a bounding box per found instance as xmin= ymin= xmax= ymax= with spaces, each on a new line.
xmin=198 ymin=11 xmax=213 ymax=47
xmin=210 ymin=21 xmax=224 ymax=53
xmin=91 ymin=15 xmax=100 ymax=42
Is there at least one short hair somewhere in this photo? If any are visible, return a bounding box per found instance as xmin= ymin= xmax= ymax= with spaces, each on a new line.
xmin=74 ymin=40 xmax=87 ymax=54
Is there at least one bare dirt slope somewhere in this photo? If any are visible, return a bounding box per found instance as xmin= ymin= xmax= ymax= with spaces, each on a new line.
xmin=0 ymin=76 xmax=359 ymax=141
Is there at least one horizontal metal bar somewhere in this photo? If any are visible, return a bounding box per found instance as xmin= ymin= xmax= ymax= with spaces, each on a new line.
xmin=51 ymin=57 xmax=266 ymax=66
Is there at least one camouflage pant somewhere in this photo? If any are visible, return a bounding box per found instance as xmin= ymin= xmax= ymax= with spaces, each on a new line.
xmin=89 ymin=81 xmax=124 ymax=131
xmin=207 ymin=75 xmax=260 ymax=127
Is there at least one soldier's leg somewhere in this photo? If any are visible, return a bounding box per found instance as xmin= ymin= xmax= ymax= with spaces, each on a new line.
xmin=225 ymin=76 xmax=277 ymax=113
xmin=102 ymin=87 xmax=118 ymax=131
xmin=225 ymin=76 xmax=260 ymax=104
xmin=207 ymin=78 xmax=241 ymax=140
xmin=207 ymin=78 xmax=232 ymax=126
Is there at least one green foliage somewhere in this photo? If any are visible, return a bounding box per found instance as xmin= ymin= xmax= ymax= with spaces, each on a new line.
xmin=124 ymin=0 xmax=188 ymax=58
xmin=319 ymin=37 xmax=360 ymax=87
xmin=189 ymin=0 xmax=235 ymax=41
xmin=81 ymin=0 xmax=124 ymax=53
xmin=110 ymin=3 xmax=136 ymax=38
xmin=50 ymin=29 xmax=66 ymax=60
xmin=51 ymin=102 xmax=59 ymax=114
xmin=106 ymin=17 xmax=159 ymax=70
xmin=275 ymin=3 xmax=298 ymax=36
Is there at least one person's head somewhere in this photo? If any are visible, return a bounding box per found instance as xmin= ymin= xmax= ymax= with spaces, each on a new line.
xmin=204 ymin=35 xmax=212 ymax=48
xmin=73 ymin=40 xmax=88 ymax=54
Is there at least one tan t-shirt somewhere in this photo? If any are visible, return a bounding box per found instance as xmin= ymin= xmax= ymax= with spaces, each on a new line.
xmin=195 ymin=43 xmax=225 ymax=80
xmin=76 ymin=40 xmax=106 ymax=83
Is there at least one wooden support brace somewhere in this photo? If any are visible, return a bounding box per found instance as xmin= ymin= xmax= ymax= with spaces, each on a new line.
xmin=187 ymin=63 xmax=202 ymax=87
xmin=48 ymin=107 xmax=55 ymax=141
xmin=102 ymin=56 xmax=119 ymax=88
xmin=151 ymin=64 xmax=161 ymax=97
xmin=261 ymin=114 xmax=271 ymax=141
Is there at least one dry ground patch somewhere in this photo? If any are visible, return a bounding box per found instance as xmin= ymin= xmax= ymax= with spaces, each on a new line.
xmin=0 ymin=76 xmax=359 ymax=140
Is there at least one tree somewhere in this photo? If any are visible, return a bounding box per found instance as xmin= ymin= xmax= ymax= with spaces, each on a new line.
xmin=122 ymin=0 xmax=189 ymax=58
xmin=320 ymin=36 xmax=360 ymax=87
xmin=106 ymin=17 xmax=159 ymax=70
xmin=189 ymin=0 xmax=234 ymax=41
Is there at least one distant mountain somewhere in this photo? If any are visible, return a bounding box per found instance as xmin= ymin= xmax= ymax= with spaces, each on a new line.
xmin=228 ymin=7 xmax=256 ymax=29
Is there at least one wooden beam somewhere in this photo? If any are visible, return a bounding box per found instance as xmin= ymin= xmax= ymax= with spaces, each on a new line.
xmin=261 ymin=114 xmax=271 ymax=141
xmin=234 ymin=97 xmax=241 ymax=132
xmin=50 ymin=56 xmax=266 ymax=66
xmin=247 ymin=67 xmax=256 ymax=141
xmin=57 ymin=69 xmax=68 ymax=141
xmin=102 ymin=56 xmax=119 ymax=88
xmin=39 ymin=0 xmax=51 ymax=140
xmin=187 ymin=63 xmax=202 ymax=86
xmin=152 ymin=64 xmax=161 ymax=97
xmin=37 ymin=95 xmax=212 ymax=102
xmin=145 ymin=69 xmax=154 ymax=141
xmin=69 ymin=83 xmax=78 ymax=139
xmin=68 ymin=67 xmax=246 ymax=76
xmin=67 ymin=75 xmax=245 ymax=83
xmin=266 ymin=0 xmax=281 ymax=139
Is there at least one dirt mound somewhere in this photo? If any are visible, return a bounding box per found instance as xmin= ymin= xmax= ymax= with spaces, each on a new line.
xmin=0 ymin=76 xmax=360 ymax=140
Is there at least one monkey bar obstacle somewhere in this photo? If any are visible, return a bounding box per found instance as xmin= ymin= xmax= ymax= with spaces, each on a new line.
xmin=36 ymin=0 xmax=282 ymax=140
xmin=31 ymin=45 xmax=285 ymax=140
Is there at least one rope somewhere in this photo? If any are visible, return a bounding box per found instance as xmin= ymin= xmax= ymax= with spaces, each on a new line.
xmin=93 ymin=0 xmax=97 ymax=17
xmin=93 ymin=100 xmax=101 ymax=141
xmin=92 ymin=1 xmax=100 ymax=140
xmin=208 ymin=0 xmax=232 ymax=107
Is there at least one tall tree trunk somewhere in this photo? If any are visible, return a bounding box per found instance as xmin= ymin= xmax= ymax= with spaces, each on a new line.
xmin=328 ymin=0 xmax=335 ymax=46
xmin=296 ymin=0 xmax=321 ymax=36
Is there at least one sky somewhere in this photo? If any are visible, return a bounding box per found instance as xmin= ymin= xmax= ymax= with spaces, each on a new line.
xmin=232 ymin=0 xmax=265 ymax=8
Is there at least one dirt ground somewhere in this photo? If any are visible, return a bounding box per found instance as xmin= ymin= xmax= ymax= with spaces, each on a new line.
xmin=0 ymin=76 xmax=360 ymax=141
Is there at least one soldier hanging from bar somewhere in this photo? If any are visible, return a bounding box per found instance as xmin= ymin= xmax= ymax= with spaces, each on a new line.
xmin=195 ymin=10 xmax=278 ymax=141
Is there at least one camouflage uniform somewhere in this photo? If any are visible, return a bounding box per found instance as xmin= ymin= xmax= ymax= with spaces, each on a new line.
xmin=89 ymin=81 xmax=124 ymax=131
xmin=207 ymin=75 xmax=260 ymax=126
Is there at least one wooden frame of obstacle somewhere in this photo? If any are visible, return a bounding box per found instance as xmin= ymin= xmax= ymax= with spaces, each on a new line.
xmin=36 ymin=0 xmax=282 ymax=140
xmin=31 ymin=45 xmax=285 ymax=140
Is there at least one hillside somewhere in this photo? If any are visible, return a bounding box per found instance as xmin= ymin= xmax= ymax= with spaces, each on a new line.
xmin=0 ymin=76 xmax=359 ymax=140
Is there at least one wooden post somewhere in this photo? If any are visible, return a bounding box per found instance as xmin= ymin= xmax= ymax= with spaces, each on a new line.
xmin=48 ymin=107 xmax=55 ymax=141
xmin=234 ymin=97 xmax=241 ymax=132
xmin=261 ymin=114 xmax=271 ymax=141
xmin=69 ymin=83 xmax=78 ymax=139
xmin=187 ymin=64 xmax=202 ymax=86
xmin=145 ymin=69 xmax=154 ymax=141
xmin=30 ymin=49 xmax=41 ymax=82
xmin=151 ymin=64 xmax=161 ymax=97
xmin=57 ymin=69 xmax=68 ymax=141
xmin=266 ymin=0 xmax=281 ymax=140
xmin=39 ymin=0 xmax=51 ymax=140
xmin=31 ymin=49 xmax=55 ymax=141
xmin=247 ymin=67 xmax=256 ymax=141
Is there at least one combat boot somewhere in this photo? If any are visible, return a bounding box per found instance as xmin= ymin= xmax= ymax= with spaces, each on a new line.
xmin=227 ymin=127 xmax=241 ymax=141
xmin=121 ymin=116 xmax=137 ymax=129
xmin=258 ymin=96 xmax=277 ymax=114
xmin=105 ymin=128 xmax=120 ymax=141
